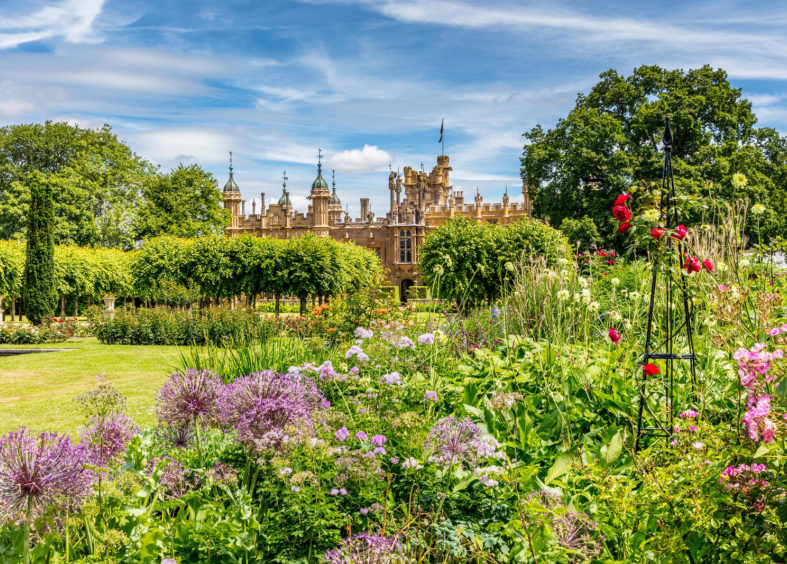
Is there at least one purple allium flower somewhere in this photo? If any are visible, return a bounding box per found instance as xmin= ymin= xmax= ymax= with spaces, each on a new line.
xmin=358 ymin=408 xmax=367 ymax=414
xmin=370 ymin=434 xmax=387 ymax=447
xmin=291 ymin=486 xmax=301 ymax=492
xmin=217 ymin=371 xmax=327 ymax=451
xmin=330 ymin=488 xmax=339 ymax=496
xmin=345 ymin=345 xmax=370 ymax=362
xmin=380 ymin=372 xmax=401 ymax=386
xmin=324 ymin=533 xmax=400 ymax=564
xmin=355 ymin=431 xmax=368 ymax=441
xmin=79 ymin=413 xmax=139 ymax=467
xmin=156 ymin=423 xmax=194 ymax=448
xmin=359 ymin=507 xmax=370 ymax=514
xmin=423 ymin=390 xmax=438 ymax=403
xmin=417 ymin=333 xmax=435 ymax=345
xmin=148 ymin=457 xmax=199 ymax=500
xmin=349 ymin=366 xmax=360 ymax=377
xmin=395 ymin=336 xmax=414 ymax=349
xmin=336 ymin=427 xmax=350 ymax=442
xmin=425 ymin=417 xmax=500 ymax=469
xmin=0 ymin=429 xmax=93 ymax=521
xmin=340 ymin=488 xmax=347 ymax=495
xmin=156 ymin=369 xmax=223 ymax=427
xmin=207 ymin=463 xmax=238 ymax=487
xmin=373 ymin=447 xmax=386 ymax=455
xmin=162 ymin=558 xmax=177 ymax=564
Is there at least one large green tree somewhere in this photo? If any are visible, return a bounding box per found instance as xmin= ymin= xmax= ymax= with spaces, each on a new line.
xmin=0 ymin=121 xmax=156 ymax=248
xmin=522 ymin=65 xmax=787 ymax=246
xmin=23 ymin=172 xmax=57 ymax=324
xmin=136 ymin=164 xmax=230 ymax=239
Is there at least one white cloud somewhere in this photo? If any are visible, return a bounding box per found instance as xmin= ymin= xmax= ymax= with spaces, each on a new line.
xmin=327 ymin=144 xmax=392 ymax=173
xmin=0 ymin=0 xmax=106 ymax=49
xmin=128 ymin=128 xmax=238 ymax=168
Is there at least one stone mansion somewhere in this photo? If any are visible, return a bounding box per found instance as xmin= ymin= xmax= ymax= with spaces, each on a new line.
xmin=222 ymin=153 xmax=532 ymax=298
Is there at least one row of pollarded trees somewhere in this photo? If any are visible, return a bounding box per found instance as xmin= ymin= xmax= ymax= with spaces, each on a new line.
xmin=0 ymin=234 xmax=381 ymax=320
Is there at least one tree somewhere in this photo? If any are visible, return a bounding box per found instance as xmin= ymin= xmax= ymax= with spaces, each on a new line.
xmin=559 ymin=216 xmax=601 ymax=252
xmin=23 ymin=172 xmax=57 ymax=324
xmin=136 ymin=164 xmax=230 ymax=239
xmin=0 ymin=122 xmax=156 ymax=248
xmin=522 ymin=65 xmax=787 ymax=246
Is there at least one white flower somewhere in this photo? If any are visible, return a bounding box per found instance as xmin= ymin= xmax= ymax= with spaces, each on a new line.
xmin=692 ymin=441 xmax=705 ymax=450
xmin=557 ymin=289 xmax=570 ymax=301
xmin=751 ymin=203 xmax=766 ymax=216
xmin=739 ymin=259 xmax=750 ymax=268
xmin=588 ymin=301 xmax=600 ymax=311
xmin=642 ymin=208 xmax=661 ymax=222
xmin=608 ymin=311 xmax=622 ymax=322
xmin=717 ymin=262 xmax=728 ymax=272
xmin=401 ymin=457 xmax=423 ymax=470
xmin=610 ymin=277 xmax=620 ymax=287
xmin=732 ymin=172 xmax=748 ymax=189
xmin=559 ymin=269 xmax=569 ymax=279
xmin=629 ymin=292 xmax=641 ymax=301
xmin=557 ymin=258 xmax=569 ymax=266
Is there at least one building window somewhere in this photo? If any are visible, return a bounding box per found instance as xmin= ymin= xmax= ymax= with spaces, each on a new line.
xmin=373 ymin=247 xmax=382 ymax=259
xmin=399 ymin=229 xmax=412 ymax=263
xmin=487 ymin=219 xmax=498 ymax=225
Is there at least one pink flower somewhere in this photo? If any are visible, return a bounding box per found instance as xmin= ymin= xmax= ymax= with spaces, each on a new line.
xmin=689 ymin=425 xmax=697 ymax=432
xmin=768 ymin=327 xmax=782 ymax=336
xmin=679 ymin=410 xmax=698 ymax=419
xmin=669 ymin=439 xmax=678 ymax=446
xmin=692 ymin=442 xmax=705 ymax=450
xmin=608 ymin=328 xmax=622 ymax=344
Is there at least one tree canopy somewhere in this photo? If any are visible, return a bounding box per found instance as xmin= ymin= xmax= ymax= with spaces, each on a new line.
xmin=521 ymin=65 xmax=787 ymax=246
xmin=0 ymin=122 xmax=230 ymax=248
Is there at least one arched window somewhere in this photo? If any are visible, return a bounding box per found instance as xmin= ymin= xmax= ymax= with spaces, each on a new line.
xmin=399 ymin=229 xmax=412 ymax=263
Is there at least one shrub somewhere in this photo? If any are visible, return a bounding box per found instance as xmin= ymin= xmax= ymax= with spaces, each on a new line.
xmin=91 ymin=306 xmax=275 ymax=346
xmin=23 ymin=172 xmax=57 ymax=325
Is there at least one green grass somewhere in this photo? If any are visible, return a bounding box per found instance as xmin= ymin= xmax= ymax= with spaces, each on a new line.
xmin=0 ymin=338 xmax=186 ymax=435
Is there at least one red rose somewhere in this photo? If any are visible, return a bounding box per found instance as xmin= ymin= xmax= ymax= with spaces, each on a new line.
xmin=651 ymin=228 xmax=665 ymax=239
xmin=617 ymin=222 xmax=631 ymax=234
xmin=609 ymin=328 xmax=621 ymax=344
xmin=672 ymin=224 xmax=687 ymax=240
xmin=612 ymin=205 xmax=631 ymax=222
xmin=614 ymin=193 xmax=632 ymax=206
xmin=643 ymin=363 xmax=660 ymax=377
xmin=703 ymin=259 xmax=713 ymax=272
xmin=684 ymin=257 xmax=701 ymax=273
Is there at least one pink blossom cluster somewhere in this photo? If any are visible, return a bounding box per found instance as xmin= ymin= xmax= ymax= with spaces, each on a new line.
xmin=733 ymin=343 xmax=783 ymax=393
xmin=768 ymin=323 xmax=787 ymax=336
xmin=742 ymin=395 xmax=777 ymax=443
xmin=719 ymin=463 xmax=771 ymax=512
xmin=733 ymin=343 xmax=784 ymax=444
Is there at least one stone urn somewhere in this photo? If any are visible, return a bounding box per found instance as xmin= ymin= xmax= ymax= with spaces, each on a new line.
xmin=103 ymin=296 xmax=116 ymax=317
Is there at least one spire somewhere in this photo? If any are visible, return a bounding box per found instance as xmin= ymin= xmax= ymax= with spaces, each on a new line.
xmin=317 ymin=148 xmax=323 ymax=173
xmin=329 ymin=169 xmax=341 ymax=204
xmin=278 ymin=171 xmax=290 ymax=206
xmin=311 ymin=149 xmax=329 ymax=190
xmin=223 ymin=151 xmax=239 ymax=192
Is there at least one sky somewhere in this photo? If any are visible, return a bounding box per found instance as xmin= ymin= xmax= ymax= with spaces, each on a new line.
xmin=1 ymin=0 xmax=787 ymax=216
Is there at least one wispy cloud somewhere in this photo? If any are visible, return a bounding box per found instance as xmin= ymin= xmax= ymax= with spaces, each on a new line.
xmin=328 ymin=145 xmax=391 ymax=173
xmin=0 ymin=0 xmax=106 ymax=49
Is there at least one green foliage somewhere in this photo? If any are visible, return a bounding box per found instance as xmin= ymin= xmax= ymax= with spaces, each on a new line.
xmin=136 ymin=163 xmax=230 ymax=239
xmin=23 ymin=172 xmax=57 ymax=325
xmin=419 ymin=217 xmax=568 ymax=307
xmin=0 ymin=121 xmax=155 ymax=248
xmin=559 ymin=216 xmax=601 ymax=252
xmin=91 ymin=306 xmax=274 ymax=346
xmin=522 ymin=64 xmax=787 ymax=245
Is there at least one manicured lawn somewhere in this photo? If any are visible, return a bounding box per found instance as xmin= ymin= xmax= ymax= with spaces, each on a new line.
xmin=0 ymin=338 xmax=186 ymax=434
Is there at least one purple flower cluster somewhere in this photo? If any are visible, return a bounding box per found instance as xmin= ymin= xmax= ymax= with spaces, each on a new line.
xmin=0 ymin=429 xmax=93 ymax=522
xmin=217 ymin=371 xmax=327 ymax=452
xmin=323 ymin=533 xmax=401 ymax=564
xmin=156 ymin=369 xmax=223 ymax=426
xmin=719 ymin=463 xmax=772 ymax=512
xmin=425 ymin=417 xmax=501 ymax=469
xmin=79 ymin=413 xmax=139 ymax=467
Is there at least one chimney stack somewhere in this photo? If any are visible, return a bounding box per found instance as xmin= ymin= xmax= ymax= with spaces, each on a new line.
xmin=360 ymin=198 xmax=370 ymax=221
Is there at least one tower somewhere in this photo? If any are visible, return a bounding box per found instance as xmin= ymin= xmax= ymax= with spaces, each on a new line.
xmin=222 ymin=152 xmax=243 ymax=228
xmin=308 ymin=149 xmax=331 ymax=236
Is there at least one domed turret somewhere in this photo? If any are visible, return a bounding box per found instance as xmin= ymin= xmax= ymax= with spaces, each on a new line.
xmin=223 ymin=152 xmax=239 ymax=192
xmin=278 ymin=170 xmax=290 ymax=206
xmin=328 ymin=169 xmax=341 ymax=204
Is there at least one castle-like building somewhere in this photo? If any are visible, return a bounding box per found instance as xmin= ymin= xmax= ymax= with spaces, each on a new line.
xmin=222 ymin=153 xmax=532 ymax=299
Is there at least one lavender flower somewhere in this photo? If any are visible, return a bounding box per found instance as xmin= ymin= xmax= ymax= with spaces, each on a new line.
xmin=380 ymin=372 xmax=401 ymax=386
xmin=324 ymin=533 xmax=401 ymax=564
xmin=346 ymin=344 xmax=370 ymax=362
xmin=394 ymin=336 xmax=414 ymax=349
xmin=79 ymin=413 xmax=139 ymax=467
xmin=355 ymin=431 xmax=368 ymax=441
xmin=425 ymin=417 xmax=501 ymax=469
xmin=217 ymin=371 xmax=327 ymax=451
xmin=423 ymin=390 xmax=438 ymax=403
xmin=156 ymin=369 xmax=223 ymax=427
xmin=354 ymin=327 xmax=374 ymax=340
xmin=336 ymin=427 xmax=350 ymax=442
xmin=370 ymin=434 xmax=387 ymax=447
xmin=417 ymin=333 xmax=435 ymax=345
xmin=0 ymin=429 xmax=93 ymax=522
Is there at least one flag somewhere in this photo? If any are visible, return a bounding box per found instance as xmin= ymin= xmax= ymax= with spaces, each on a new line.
xmin=439 ymin=119 xmax=444 ymax=143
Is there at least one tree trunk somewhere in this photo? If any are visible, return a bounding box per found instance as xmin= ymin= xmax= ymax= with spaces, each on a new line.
xmin=300 ymin=297 xmax=307 ymax=316
xmin=74 ymin=296 xmax=78 ymax=317
xmin=61 ymin=295 xmax=66 ymax=317
xmin=11 ymin=296 xmax=16 ymax=322
xmin=275 ymin=295 xmax=280 ymax=316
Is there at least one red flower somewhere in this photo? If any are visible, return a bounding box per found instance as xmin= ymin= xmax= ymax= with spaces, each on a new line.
xmin=617 ymin=222 xmax=631 ymax=234
xmin=609 ymin=250 xmax=615 ymax=257
xmin=651 ymin=228 xmax=665 ymax=239
xmin=684 ymin=257 xmax=701 ymax=273
xmin=612 ymin=205 xmax=631 ymax=222
xmin=672 ymin=224 xmax=687 ymax=240
xmin=703 ymin=259 xmax=713 ymax=272
xmin=614 ymin=193 xmax=632 ymax=206
xmin=608 ymin=259 xmax=614 ymax=265
xmin=643 ymin=363 xmax=660 ymax=377
xmin=608 ymin=328 xmax=621 ymax=344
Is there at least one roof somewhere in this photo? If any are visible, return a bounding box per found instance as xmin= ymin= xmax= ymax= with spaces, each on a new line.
xmin=223 ymin=172 xmax=239 ymax=192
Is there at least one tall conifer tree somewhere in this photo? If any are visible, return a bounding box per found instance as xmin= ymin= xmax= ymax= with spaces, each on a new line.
xmin=23 ymin=172 xmax=57 ymax=325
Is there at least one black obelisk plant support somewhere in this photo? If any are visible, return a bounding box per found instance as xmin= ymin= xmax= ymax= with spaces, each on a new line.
xmin=635 ymin=117 xmax=698 ymax=452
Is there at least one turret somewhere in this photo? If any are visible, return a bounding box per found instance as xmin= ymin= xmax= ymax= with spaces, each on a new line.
xmin=308 ymin=149 xmax=331 ymax=235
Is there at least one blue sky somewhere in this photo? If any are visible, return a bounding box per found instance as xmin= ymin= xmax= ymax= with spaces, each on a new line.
xmin=1 ymin=0 xmax=786 ymax=216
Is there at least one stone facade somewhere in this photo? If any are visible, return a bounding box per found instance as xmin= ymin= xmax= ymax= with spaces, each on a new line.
xmin=223 ymin=154 xmax=532 ymax=299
